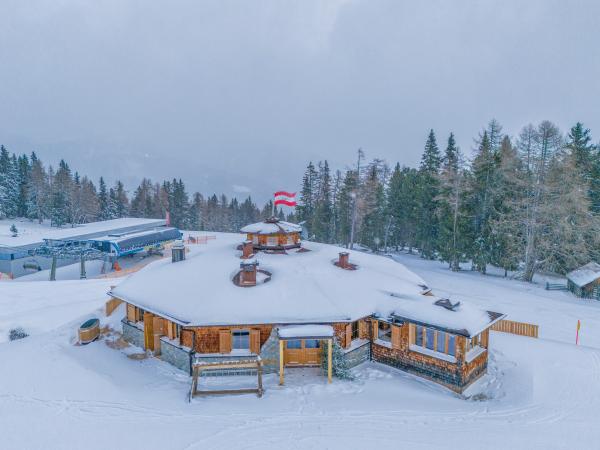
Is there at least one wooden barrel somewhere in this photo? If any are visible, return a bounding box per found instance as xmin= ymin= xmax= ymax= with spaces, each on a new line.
xmin=79 ymin=318 xmax=100 ymax=344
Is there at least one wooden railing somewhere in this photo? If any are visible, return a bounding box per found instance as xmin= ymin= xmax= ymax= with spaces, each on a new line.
xmin=491 ymin=319 xmax=539 ymax=338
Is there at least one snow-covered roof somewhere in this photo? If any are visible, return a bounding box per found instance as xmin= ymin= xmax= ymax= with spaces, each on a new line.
xmin=110 ymin=233 xmax=503 ymax=337
xmin=278 ymin=325 xmax=334 ymax=339
xmin=566 ymin=262 xmax=600 ymax=287
xmin=240 ymin=220 xmax=302 ymax=235
xmin=0 ymin=218 xmax=167 ymax=248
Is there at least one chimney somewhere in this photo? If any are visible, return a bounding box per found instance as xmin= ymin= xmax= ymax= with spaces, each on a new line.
xmin=239 ymin=260 xmax=258 ymax=286
xmin=172 ymin=240 xmax=186 ymax=263
xmin=338 ymin=252 xmax=349 ymax=269
xmin=242 ymin=240 xmax=254 ymax=259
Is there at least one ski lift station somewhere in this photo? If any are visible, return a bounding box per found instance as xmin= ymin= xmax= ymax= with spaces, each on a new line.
xmin=0 ymin=218 xmax=181 ymax=278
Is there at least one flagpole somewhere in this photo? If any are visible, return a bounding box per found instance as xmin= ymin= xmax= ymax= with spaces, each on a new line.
xmin=272 ymin=194 xmax=275 ymax=218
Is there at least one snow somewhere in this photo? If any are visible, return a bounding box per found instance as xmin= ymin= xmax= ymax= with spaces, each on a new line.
xmin=278 ymin=324 xmax=334 ymax=338
xmin=111 ymin=233 xmax=500 ymax=336
xmin=0 ymin=278 xmax=116 ymax=344
xmin=1 ymin=249 xmax=600 ymax=448
xmin=0 ymin=217 xmax=166 ymax=247
xmin=465 ymin=345 xmax=486 ymax=363
xmin=384 ymin=292 xmax=502 ymax=337
xmin=566 ymin=261 xmax=600 ymax=287
xmin=240 ymin=220 xmax=302 ymax=234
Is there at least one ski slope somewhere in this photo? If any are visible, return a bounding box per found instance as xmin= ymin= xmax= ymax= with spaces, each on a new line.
xmin=1 ymin=248 xmax=599 ymax=449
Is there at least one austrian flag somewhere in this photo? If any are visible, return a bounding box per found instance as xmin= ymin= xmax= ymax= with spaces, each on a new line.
xmin=274 ymin=191 xmax=297 ymax=207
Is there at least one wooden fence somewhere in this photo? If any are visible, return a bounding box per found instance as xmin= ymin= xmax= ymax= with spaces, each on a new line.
xmin=491 ymin=319 xmax=539 ymax=338
xmin=545 ymin=282 xmax=568 ymax=291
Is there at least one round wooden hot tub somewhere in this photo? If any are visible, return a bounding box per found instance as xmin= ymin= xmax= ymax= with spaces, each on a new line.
xmin=79 ymin=318 xmax=100 ymax=344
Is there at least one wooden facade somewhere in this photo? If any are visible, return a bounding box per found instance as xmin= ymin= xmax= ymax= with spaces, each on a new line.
xmin=246 ymin=232 xmax=301 ymax=250
xmin=122 ymin=302 xmax=492 ymax=392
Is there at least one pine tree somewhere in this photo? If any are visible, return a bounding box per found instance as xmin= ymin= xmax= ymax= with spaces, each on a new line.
xmin=26 ymin=152 xmax=49 ymax=223
xmin=297 ymin=162 xmax=318 ymax=236
xmin=312 ymin=161 xmax=333 ymax=242
xmin=467 ymin=130 xmax=498 ymax=273
xmin=337 ymin=169 xmax=358 ymax=247
xmin=98 ymin=177 xmax=110 ymax=220
xmin=416 ymin=130 xmax=441 ymax=258
xmin=359 ymin=161 xmax=386 ymax=251
xmin=488 ymin=136 xmax=523 ymax=276
xmin=113 ymin=181 xmax=129 ymax=218
xmin=437 ymin=134 xmax=468 ymax=271
xmin=565 ymin=122 xmax=599 ymax=212
xmin=51 ymin=160 xmax=74 ymax=226
xmin=0 ymin=146 xmax=20 ymax=218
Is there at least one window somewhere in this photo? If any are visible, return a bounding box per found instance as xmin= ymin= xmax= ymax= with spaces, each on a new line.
xmin=286 ymin=339 xmax=302 ymax=349
xmin=137 ymin=307 xmax=146 ymax=322
xmin=426 ymin=328 xmax=435 ymax=351
xmin=304 ymin=339 xmax=320 ymax=349
xmin=378 ymin=321 xmax=392 ymax=342
xmin=413 ymin=325 xmax=456 ymax=357
xmin=232 ymin=330 xmax=250 ymax=349
xmin=174 ymin=324 xmax=181 ymax=339
xmin=351 ymin=321 xmax=360 ymax=340
xmin=267 ymin=236 xmax=278 ymax=246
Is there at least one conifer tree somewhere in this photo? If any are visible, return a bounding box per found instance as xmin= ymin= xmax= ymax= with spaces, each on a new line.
xmin=467 ymin=130 xmax=498 ymax=273
xmin=297 ymin=162 xmax=318 ymax=236
xmin=416 ymin=130 xmax=441 ymax=258
xmin=565 ymin=122 xmax=599 ymax=212
xmin=437 ymin=133 xmax=468 ymax=271
xmin=26 ymin=152 xmax=49 ymax=223
xmin=98 ymin=177 xmax=110 ymax=220
xmin=312 ymin=161 xmax=333 ymax=242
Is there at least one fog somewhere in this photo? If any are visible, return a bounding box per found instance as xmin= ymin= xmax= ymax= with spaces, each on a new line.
xmin=1 ymin=0 xmax=599 ymax=202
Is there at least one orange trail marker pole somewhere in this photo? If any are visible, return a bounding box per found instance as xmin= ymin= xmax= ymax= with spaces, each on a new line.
xmin=576 ymin=320 xmax=581 ymax=345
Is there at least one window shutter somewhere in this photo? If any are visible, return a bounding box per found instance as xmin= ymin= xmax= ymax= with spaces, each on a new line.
xmin=250 ymin=329 xmax=261 ymax=354
xmin=372 ymin=320 xmax=379 ymax=340
xmin=219 ymin=329 xmax=232 ymax=354
xmin=358 ymin=320 xmax=367 ymax=339
xmin=391 ymin=325 xmax=401 ymax=349
xmin=409 ymin=323 xmax=416 ymax=344
xmin=126 ymin=304 xmax=136 ymax=322
xmin=345 ymin=324 xmax=352 ymax=348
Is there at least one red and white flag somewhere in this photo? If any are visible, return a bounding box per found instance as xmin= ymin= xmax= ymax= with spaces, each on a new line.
xmin=274 ymin=191 xmax=297 ymax=207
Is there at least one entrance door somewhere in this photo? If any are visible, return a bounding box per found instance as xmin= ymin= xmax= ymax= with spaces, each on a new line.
xmin=284 ymin=339 xmax=322 ymax=366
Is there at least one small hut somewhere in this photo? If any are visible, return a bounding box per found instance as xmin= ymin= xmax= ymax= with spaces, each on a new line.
xmin=240 ymin=218 xmax=302 ymax=251
xmin=566 ymin=262 xmax=600 ymax=299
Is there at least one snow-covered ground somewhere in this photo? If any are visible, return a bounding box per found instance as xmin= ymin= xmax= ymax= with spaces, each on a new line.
xmin=1 ymin=245 xmax=600 ymax=449
xmin=392 ymin=253 xmax=600 ymax=348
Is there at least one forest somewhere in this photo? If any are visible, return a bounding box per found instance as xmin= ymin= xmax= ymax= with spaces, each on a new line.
xmin=1 ymin=119 xmax=598 ymax=281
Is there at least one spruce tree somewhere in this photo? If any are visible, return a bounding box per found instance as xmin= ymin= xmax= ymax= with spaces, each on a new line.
xmin=467 ymin=131 xmax=497 ymax=273
xmin=416 ymin=130 xmax=441 ymax=258
xmin=297 ymin=162 xmax=318 ymax=237
xmin=437 ymin=134 xmax=468 ymax=271
xmin=312 ymin=161 xmax=333 ymax=242
xmin=565 ymin=122 xmax=599 ymax=212
xmin=98 ymin=177 xmax=110 ymax=220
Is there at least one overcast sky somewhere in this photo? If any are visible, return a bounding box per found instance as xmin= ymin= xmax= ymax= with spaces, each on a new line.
xmin=1 ymin=0 xmax=599 ymax=202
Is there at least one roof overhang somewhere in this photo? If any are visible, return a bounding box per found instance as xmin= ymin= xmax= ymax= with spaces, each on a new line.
xmin=277 ymin=324 xmax=334 ymax=340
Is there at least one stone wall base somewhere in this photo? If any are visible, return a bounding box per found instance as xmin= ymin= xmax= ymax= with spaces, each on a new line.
xmin=160 ymin=338 xmax=193 ymax=374
xmin=122 ymin=319 xmax=144 ymax=349
xmin=343 ymin=342 xmax=370 ymax=368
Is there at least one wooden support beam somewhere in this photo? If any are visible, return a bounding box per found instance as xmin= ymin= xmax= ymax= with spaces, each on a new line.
xmin=327 ymin=338 xmax=332 ymax=383
xmin=279 ymin=340 xmax=285 ymax=385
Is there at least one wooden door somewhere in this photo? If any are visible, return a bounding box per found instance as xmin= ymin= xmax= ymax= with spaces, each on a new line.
xmin=284 ymin=340 xmax=304 ymax=365
xmin=284 ymin=339 xmax=322 ymax=366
